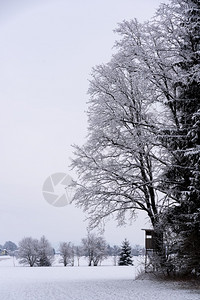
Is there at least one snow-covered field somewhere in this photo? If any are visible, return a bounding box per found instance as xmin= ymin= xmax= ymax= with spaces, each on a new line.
xmin=0 ymin=256 xmax=199 ymax=300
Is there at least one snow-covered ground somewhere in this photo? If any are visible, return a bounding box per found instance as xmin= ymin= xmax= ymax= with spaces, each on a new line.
xmin=0 ymin=256 xmax=199 ymax=300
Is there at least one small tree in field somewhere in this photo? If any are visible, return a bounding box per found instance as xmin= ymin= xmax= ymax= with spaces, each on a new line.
xmin=18 ymin=237 xmax=39 ymax=267
xmin=82 ymin=232 xmax=107 ymax=266
xmin=38 ymin=235 xmax=54 ymax=267
xmin=111 ymin=245 xmax=120 ymax=266
xmin=118 ymin=239 xmax=133 ymax=266
xmin=75 ymin=245 xmax=83 ymax=266
xmin=59 ymin=242 xmax=72 ymax=266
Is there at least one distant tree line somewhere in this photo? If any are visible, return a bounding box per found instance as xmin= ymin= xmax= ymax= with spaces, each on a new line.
xmin=0 ymin=241 xmax=18 ymax=256
xmin=0 ymin=235 xmax=143 ymax=267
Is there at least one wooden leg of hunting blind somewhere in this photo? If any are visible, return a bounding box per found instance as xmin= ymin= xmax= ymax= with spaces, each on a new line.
xmin=145 ymin=250 xmax=147 ymax=273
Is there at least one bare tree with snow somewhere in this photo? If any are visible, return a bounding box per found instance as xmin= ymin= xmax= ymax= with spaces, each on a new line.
xmin=59 ymin=242 xmax=73 ymax=267
xmin=18 ymin=237 xmax=39 ymax=267
xmin=82 ymin=232 xmax=107 ymax=266
xmin=75 ymin=245 xmax=83 ymax=266
xmin=71 ymin=50 xmax=169 ymax=256
xmin=38 ymin=235 xmax=54 ymax=267
xmin=71 ymin=0 xmax=200 ymax=277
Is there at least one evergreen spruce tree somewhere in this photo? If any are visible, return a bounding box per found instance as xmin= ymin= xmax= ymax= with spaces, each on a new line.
xmin=118 ymin=239 xmax=133 ymax=266
xmin=160 ymin=0 xmax=200 ymax=276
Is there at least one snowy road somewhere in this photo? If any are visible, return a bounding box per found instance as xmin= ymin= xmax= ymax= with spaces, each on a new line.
xmin=0 ymin=258 xmax=199 ymax=299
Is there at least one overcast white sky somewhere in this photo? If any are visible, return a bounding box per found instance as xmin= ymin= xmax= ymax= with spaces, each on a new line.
xmin=0 ymin=0 xmax=169 ymax=248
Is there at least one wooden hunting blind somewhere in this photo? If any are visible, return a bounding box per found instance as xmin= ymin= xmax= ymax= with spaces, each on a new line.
xmin=142 ymin=229 xmax=155 ymax=251
xmin=142 ymin=229 xmax=156 ymax=272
